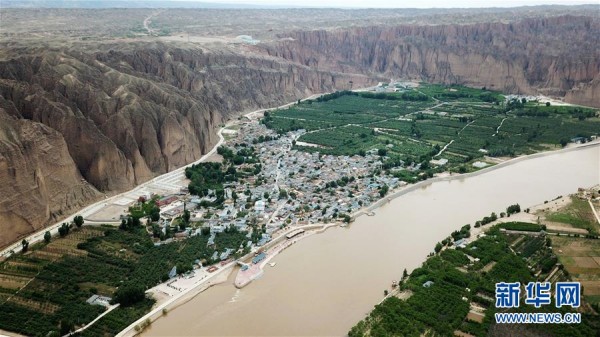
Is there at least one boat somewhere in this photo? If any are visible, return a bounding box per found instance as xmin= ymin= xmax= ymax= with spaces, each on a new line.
xmin=269 ymin=262 xmax=277 ymax=267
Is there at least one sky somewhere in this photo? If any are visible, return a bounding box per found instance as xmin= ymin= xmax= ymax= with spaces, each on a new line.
xmin=195 ymin=0 xmax=597 ymax=8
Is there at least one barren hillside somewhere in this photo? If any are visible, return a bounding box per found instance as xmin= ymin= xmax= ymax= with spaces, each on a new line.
xmin=0 ymin=6 xmax=598 ymax=248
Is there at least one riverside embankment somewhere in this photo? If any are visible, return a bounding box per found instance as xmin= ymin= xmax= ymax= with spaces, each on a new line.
xmin=142 ymin=142 xmax=599 ymax=336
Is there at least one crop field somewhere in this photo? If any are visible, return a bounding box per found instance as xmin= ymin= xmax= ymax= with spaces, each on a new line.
xmin=416 ymin=83 xmax=504 ymax=103
xmin=350 ymin=225 xmax=599 ymax=337
xmin=263 ymin=84 xmax=600 ymax=172
xmin=552 ymin=236 xmax=600 ymax=305
xmin=0 ymin=225 xmax=248 ymax=337
xmin=545 ymin=196 xmax=599 ymax=234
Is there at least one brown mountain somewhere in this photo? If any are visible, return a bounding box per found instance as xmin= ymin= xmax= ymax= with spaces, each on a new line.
xmin=263 ymin=15 xmax=600 ymax=106
xmin=0 ymin=9 xmax=598 ymax=248
xmin=0 ymin=42 xmax=372 ymax=247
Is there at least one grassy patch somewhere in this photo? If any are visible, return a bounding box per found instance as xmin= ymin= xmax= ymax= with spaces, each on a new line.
xmin=546 ymin=197 xmax=597 ymax=234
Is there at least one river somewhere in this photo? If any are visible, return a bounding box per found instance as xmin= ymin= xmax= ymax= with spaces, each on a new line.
xmin=143 ymin=144 xmax=599 ymax=336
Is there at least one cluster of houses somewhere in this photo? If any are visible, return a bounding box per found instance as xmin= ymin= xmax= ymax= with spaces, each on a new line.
xmin=143 ymin=120 xmax=411 ymax=255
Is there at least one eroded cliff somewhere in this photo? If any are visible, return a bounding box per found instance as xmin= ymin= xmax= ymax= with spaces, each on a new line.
xmin=0 ymin=100 xmax=101 ymax=248
xmin=264 ymin=15 xmax=600 ymax=107
xmin=1 ymin=13 xmax=599 ymax=248
xmin=0 ymin=42 xmax=373 ymax=247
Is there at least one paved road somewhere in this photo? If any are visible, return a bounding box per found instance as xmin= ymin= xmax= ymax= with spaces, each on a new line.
xmin=0 ymin=127 xmax=226 ymax=259
xmin=0 ymin=90 xmax=339 ymax=259
xmin=63 ymin=304 xmax=120 ymax=337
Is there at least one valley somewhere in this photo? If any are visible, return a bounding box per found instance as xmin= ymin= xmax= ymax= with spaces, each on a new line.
xmin=0 ymin=4 xmax=599 ymax=337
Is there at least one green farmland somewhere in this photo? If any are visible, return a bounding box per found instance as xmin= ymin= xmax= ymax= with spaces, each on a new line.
xmin=0 ymin=225 xmax=248 ymax=337
xmin=349 ymin=225 xmax=600 ymax=337
xmin=262 ymin=84 xmax=600 ymax=171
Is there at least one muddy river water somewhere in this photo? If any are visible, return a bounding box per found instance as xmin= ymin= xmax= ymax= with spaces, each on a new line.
xmin=143 ymin=144 xmax=599 ymax=336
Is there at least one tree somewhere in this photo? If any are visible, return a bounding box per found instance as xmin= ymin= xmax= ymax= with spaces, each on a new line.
xmin=403 ymin=268 xmax=408 ymax=279
xmin=73 ymin=215 xmax=84 ymax=228
xmin=434 ymin=242 xmax=443 ymax=254
xmin=44 ymin=231 xmax=51 ymax=243
xmin=560 ymin=138 xmax=568 ymax=147
xmin=546 ymin=102 xmax=551 ymax=107
xmin=60 ymin=320 xmax=74 ymax=335
xmin=21 ymin=239 xmax=29 ymax=253
xmin=183 ymin=210 xmax=191 ymax=224
xmin=58 ymin=223 xmax=70 ymax=237
xmin=506 ymin=204 xmax=521 ymax=215
xmin=113 ymin=284 xmax=146 ymax=306
xmin=150 ymin=208 xmax=160 ymax=222
xmin=379 ymin=184 xmax=389 ymax=197
xmin=278 ymin=189 xmax=288 ymax=199
xmin=378 ymin=148 xmax=387 ymax=156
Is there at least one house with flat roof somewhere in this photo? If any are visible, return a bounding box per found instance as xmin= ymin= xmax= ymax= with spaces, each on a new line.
xmin=86 ymin=295 xmax=112 ymax=307
xmin=252 ymin=252 xmax=266 ymax=264
xmin=255 ymin=200 xmax=265 ymax=213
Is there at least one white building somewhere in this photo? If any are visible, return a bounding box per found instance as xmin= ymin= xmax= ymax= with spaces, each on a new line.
xmin=254 ymin=200 xmax=266 ymax=213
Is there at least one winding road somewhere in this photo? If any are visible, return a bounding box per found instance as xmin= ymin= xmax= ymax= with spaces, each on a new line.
xmin=0 ymin=127 xmax=226 ymax=259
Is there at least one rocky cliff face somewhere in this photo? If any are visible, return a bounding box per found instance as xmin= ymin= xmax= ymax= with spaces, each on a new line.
xmin=264 ymin=15 xmax=600 ymax=107
xmin=0 ymin=100 xmax=100 ymax=248
xmin=1 ymin=14 xmax=598 ymax=248
xmin=0 ymin=42 xmax=373 ymax=247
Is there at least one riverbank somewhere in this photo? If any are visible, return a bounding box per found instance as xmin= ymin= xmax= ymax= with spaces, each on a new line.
xmin=353 ymin=139 xmax=600 ymax=219
xmin=125 ymin=112 xmax=598 ymax=336
xmin=234 ymin=223 xmax=339 ymax=288
xmin=117 ymin=222 xmax=339 ymax=337
xmin=116 ymin=263 xmax=234 ymax=337
xmin=139 ymin=142 xmax=599 ymax=336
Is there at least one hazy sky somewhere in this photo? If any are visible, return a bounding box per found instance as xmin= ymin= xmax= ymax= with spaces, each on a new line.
xmin=201 ymin=0 xmax=596 ymax=8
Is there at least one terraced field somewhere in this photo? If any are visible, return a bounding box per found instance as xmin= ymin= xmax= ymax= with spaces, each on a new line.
xmin=263 ymin=84 xmax=600 ymax=173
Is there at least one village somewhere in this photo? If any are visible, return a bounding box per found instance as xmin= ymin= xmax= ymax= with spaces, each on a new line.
xmin=136 ymin=116 xmax=405 ymax=263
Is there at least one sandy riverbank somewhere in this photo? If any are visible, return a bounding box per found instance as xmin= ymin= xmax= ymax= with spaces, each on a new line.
xmin=234 ymin=222 xmax=339 ymax=288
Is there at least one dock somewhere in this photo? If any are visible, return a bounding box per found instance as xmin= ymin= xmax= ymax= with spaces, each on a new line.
xmin=285 ymin=228 xmax=305 ymax=239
